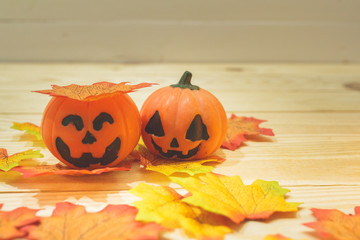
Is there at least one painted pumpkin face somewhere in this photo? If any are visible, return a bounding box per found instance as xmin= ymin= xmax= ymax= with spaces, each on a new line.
xmin=140 ymin=71 xmax=227 ymax=160
xmin=41 ymin=93 xmax=141 ymax=169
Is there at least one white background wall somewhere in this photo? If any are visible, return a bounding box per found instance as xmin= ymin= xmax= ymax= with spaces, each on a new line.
xmin=0 ymin=0 xmax=359 ymax=62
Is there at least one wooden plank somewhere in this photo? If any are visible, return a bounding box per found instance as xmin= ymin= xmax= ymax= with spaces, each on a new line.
xmin=1 ymin=1 xmax=360 ymax=62
xmin=1 ymin=63 xmax=360 ymax=113
xmin=3 ymin=111 xmax=360 ymax=134
xmin=1 ymin=88 xmax=360 ymax=113
xmin=2 ymin=63 xmax=360 ymax=91
xmin=0 ymin=22 xmax=359 ymax=62
xmin=2 ymin=185 xmax=359 ymax=213
xmin=1 ymin=0 xmax=359 ymax=22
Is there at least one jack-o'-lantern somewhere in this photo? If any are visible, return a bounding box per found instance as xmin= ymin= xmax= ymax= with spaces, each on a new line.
xmin=37 ymin=82 xmax=150 ymax=169
xmin=140 ymin=71 xmax=227 ymax=160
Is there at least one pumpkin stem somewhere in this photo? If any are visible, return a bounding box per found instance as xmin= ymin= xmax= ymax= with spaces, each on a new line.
xmin=179 ymin=71 xmax=193 ymax=85
xmin=171 ymin=71 xmax=200 ymax=90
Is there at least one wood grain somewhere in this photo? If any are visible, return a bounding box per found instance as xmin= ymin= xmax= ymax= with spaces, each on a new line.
xmin=0 ymin=63 xmax=359 ymax=239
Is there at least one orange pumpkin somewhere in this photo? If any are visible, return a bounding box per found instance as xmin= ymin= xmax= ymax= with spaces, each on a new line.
xmin=140 ymin=71 xmax=227 ymax=160
xmin=39 ymin=82 xmax=142 ymax=169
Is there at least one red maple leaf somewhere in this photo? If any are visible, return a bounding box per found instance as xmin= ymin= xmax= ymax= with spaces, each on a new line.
xmin=221 ymin=114 xmax=274 ymax=150
xmin=304 ymin=207 xmax=360 ymax=240
xmin=22 ymin=202 xmax=165 ymax=240
xmin=0 ymin=204 xmax=40 ymax=239
xmin=12 ymin=156 xmax=133 ymax=178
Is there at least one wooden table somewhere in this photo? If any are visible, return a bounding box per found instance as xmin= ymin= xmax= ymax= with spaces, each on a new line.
xmin=0 ymin=63 xmax=359 ymax=239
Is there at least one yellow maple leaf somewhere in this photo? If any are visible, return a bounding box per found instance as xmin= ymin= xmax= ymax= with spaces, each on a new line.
xmin=11 ymin=122 xmax=46 ymax=148
xmin=0 ymin=148 xmax=44 ymax=172
xmin=11 ymin=122 xmax=42 ymax=141
xmin=130 ymin=183 xmax=232 ymax=240
xmin=146 ymin=157 xmax=224 ymax=176
xmin=133 ymin=143 xmax=224 ymax=176
xmin=170 ymin=173 xmax=301 ymax=223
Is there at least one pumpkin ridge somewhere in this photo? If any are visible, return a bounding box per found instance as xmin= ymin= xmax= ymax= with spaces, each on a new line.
xmin=174 ymin=88 xmax=185 ymax=144
xmin=49 ymin=98 xmax=68 ymax=162
xmin=201 ymin=89 xmax=227 ymax=151
xmin=41 ymin=97 xmax=57 ymax=151
xmin=112 ymin=94 xmax=130 ymax=159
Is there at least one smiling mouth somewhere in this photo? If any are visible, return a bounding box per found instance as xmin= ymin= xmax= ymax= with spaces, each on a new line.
xmin=55 ymin=137 xmax=121 ymax=168
xmin=151 ymin=137 xmax=200 ymax=159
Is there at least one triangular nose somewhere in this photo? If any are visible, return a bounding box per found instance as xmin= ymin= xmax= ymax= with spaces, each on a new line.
xmin=82 ymin=131 xmax=97 ymax=144
xmin=170 ymin=138 xmax=179 ymax=148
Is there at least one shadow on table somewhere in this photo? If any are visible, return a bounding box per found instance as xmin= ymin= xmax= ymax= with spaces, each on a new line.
xmin=1 ymin=161 xmax=171 ymax=206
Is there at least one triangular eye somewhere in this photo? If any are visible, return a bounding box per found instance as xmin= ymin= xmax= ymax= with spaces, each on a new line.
xmin=186 ymin=114 xmax=209 ymax=141
xmin=145 ymin=111 xmax=165 ymax=137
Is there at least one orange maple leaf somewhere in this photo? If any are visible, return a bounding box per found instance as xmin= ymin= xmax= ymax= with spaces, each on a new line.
xmin=170 ymin=173 xmax=301 ymax=224
xmin=0 ymin=148 xmax=43 ymax=172
xmin=303 ymin=207 xmax=360 ymax=240
xmin=0 ymin=204 xmax=40 ymax=239
xmin=132 ymin=143 xmax=224 ymax=176
xmin=131 ymin=183 xmax=233 ymax=240
xmin=12 ymin=157 xmax=133 ymax=178
xmin=34 ymin=81 xmax=155 ymax=101
xmin=22 ymin=202 xmax=164 ymax=240
xmin=263 ymin=234 xmax=306 ymax=240
xmin=221 ymin=114 xmax=274 ymax=150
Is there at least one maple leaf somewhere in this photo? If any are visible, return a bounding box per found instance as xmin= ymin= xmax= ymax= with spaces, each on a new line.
xmin=34 ymin=81 xmax=155 ymax=101
xmin=0 ymin=148 xmax=44 ymax=172
xmin=221 ymin=114 xmax=274 ymax=150
xmin=170 ymin=173 xmax=301 ymax=224
xmin=0 ymin=204 xmax=40 ymax=240
xmin=0 ymin=170 xmax=23 ymax=183
xmin=132 ymin=143 xmax=224 ymax=176
xmin=131 ymin=183 xmax=233 ymax=240
xmin=11 ymin=122 xmax=42 ymax=141
xmin=263 ymin=234 xmax=306 ymax=240
xmin=12 ymin=156 xmax=133 ymax=178
xmin=303 ymin=207 xmax=360 ymax=240
xmin=22 ymin=202 xmax=164 ymax=240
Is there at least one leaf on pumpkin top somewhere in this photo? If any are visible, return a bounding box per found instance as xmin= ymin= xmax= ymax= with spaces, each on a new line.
xmin=170 ymin=173 xmax=301 ymax=224
xmin=12 ymin=156 xmax=133 ymax=178
xmin=0 ymin=204 xmax=40 ymax=240
xmin=221 ymin=114 xmax=274 ymax=150
xmin=132 ymin=143 xmax=225 ymax=176
xmin=0 ymin=148 xmax=44 ymax=172
xmin=263 ymin=234 xmax=306 ymax=240
xmin=130 ymin=183 xmax=233 ymax=240
xmin=11 ymin=122 xmax=42 ymax=141
xmin=303 ymin=207 xmax=360 ymax=240
xmin=34 ymin=81 xmax=155 ymax=101
xmin=22 ymin=202 xmax=164 ymax=240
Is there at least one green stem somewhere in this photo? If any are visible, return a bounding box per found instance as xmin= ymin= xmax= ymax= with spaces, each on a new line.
xmin=171 ymin=71 xmax=200 ymax=90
